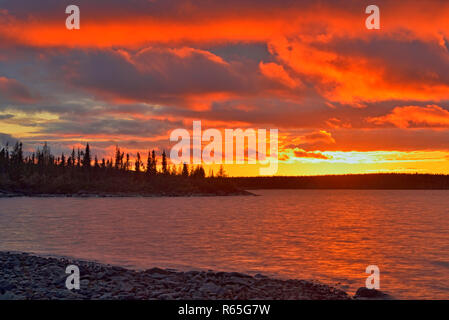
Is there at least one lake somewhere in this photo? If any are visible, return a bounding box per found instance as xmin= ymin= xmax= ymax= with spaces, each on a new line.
xmin=0 ymin=190 xmax=448 ymax=299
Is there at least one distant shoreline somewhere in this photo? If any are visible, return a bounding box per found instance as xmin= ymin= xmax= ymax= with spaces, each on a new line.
xmin=229 ymin=173 xmax=449 ymax=190
xmin=0 ymin=190 xmax=255 ymax=198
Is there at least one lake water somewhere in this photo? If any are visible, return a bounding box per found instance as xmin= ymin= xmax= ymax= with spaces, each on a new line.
xmin=1 ymin=190 xmax=448 ymax=299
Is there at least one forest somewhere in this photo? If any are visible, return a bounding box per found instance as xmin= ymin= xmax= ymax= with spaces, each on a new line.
xmin=2 ymin=141 xmax=449 ymax=197
xmin=0 ymin=141 xmax=243 ymax=196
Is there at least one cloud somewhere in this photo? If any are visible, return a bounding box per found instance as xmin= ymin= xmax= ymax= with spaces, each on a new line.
xmin=259 ymin=62 xmax=299 ymax=89
xmin=268 ymin=36 xmax=449 ymax=105
xmin=56 ymin=47 xmax=287 ymax=109
xmin=367 ymin=105 xmax=449 ymax=128
xmin=0 ymin=114 xmax=14 ymax=120
xmin=40 ymin=117 xmax=183 ymax=138
xmin=0 ymin=76 xmax=37 ymax=103
xmin=3 ymin=0 xmax=449 ymax=48
xmin=0 ymin=132 xmax=18 ymax=146
xmin=302 ymin=130 xmax=336 ymax=144
xmin=293 ymin=149 xmax=330 ymax=159
xmin=2 ymin=0 xmax=449 ymax=164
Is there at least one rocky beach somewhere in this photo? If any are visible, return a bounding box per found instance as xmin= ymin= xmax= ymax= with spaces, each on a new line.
xmin=0 ymin=251 xmax=352 ymax=300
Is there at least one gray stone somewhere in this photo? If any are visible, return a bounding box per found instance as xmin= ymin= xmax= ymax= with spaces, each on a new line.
xmin=354 ymin=287 xmax=392 ymax=299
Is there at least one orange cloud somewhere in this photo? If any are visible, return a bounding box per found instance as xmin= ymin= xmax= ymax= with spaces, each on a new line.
xmin=367 ymin=105 xmax=449 ymax=128
xmin=293 ymin=149 xmax=330 ymax=160
xmin=259 ymin=62 xmax=299 ymax=89
xmin=268 ymin=36 xmax=449 ymax=105
xmin=2 ymin=1 xmax=449 ymax=48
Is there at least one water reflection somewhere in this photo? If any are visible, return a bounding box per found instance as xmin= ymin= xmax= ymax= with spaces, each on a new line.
xmin=0 ymin=190 xmax=448 ymax=299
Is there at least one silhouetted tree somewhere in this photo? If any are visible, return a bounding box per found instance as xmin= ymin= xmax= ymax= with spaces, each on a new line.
xmin=82 ymin=143 xmax=91 ymax=168
xmin=60 ymin=153 xmax=66 ymax=167
xmin=76 ymin=148 xmax=81 ymax=168
xmin=124 ymin=153 xmax=130 ymax=171
xmin=135 ymin=152 xmax=142 ymax=173
xmin=182 ymin=163 xmax=189 ymax=177
xmin=190 ymin=165 xmax=206 ymax=178
xmin=146 ymin=151 xmax=152 ymax=175
xmin=70 ymin=148 xmax=76 ymax=167
xmin=217 ymin=165 xmax=227 ymax=178
xmin=151 ymin=150 xmax=157 ymax=174
xmin=114 ymin=146 xmax=121 ymax=170
xmin=161 ymin=150 xmax=168 ymax=174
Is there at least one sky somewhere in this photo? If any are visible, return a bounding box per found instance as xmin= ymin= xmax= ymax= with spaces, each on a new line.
xmin=1 ymin=0 xmax=449 ymax=176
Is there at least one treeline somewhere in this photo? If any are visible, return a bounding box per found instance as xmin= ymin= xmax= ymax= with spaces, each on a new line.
xmin=0 ymin=142 xmax=238 ymax=196
xmin=229 ymin=174 xmax=449 ymax=190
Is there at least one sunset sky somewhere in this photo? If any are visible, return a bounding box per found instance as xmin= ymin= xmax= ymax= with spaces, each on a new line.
xmin=1 ymin=0 xmax=449 ymax=176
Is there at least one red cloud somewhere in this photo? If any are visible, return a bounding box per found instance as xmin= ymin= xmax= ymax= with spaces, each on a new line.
xmin=302 ymin=130 xmax=336 ymax=145
xmin=259 ymin=62 xmax=299 ymax=89
xmin=367 ymin=105 xmax=449 ymax=128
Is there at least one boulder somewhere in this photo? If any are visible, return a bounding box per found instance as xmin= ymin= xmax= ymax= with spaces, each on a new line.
xmin=354 ymin=287 xmax=392 ymax=299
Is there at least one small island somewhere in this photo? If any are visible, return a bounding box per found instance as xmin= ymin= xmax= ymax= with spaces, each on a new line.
xmin=0 ymin=141 xmax=249 ymax=197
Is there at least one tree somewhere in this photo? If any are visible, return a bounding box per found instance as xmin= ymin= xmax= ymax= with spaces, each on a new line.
xmin=151 ymin=150 xmax=157 ymax=174
xmin=161 ymin=150 xmax=168 ymax=174
xmin=135 ymin=152 xmax=142 ymax=173
xmin=0 ymin=147 xmax=7 ymax=174
xmin=124 ymin=154 xmax=130 ymax=171
xmin=146 ymin=151 xmax=152 ymax=175
xmin=120 ymin=152 xmax=124 ymax=170
xmin=60 ymin=153 xmax=66 ymax=167
xmin=217 ymin=165 xmax=227 ymax=178
xmin=10 ymin=142 xmax=23 ymax=166
xmin=70 ymin=147 xmax=76 ymax=167
xmin=182 ymin=163 xmax=189 ymax=177
xmin=190 ymin=165 xmax=205 ymax=178
xmin=114 ymin=146 xmax=121 ymax=170
xmin=76 ymin=147 xmax=81 ymax=167
xmin=42 ymin=142 xmax=51 ymax=166
xmin=9 ymin=142 xmax=23 ymax=180
xmin=82 ymin=143 xmax=91 ymax=168
xmin=147 ymin=150 xmax=157 ymax=175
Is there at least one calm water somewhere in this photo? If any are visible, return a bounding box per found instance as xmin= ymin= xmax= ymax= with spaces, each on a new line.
xmin=1 ymin=190 xmax=448 ymax=299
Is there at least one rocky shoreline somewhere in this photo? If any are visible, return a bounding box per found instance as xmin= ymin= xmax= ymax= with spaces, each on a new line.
xmin=1 ymin=251 xmax=352 ymax=300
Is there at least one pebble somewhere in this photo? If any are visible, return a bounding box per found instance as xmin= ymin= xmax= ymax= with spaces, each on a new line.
xmin=0 ymin=251 xmax=352 ymax=300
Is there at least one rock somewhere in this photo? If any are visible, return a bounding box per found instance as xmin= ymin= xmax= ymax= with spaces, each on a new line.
xmin=0 ymin=281 xmax=16 ymax=294
xmin=199 ymin=282 xmax=224 ymax=294
xmin=158 ymin=293 xmax=173 ymax=300
xmin=0 ymin=251 xmax=352 ymax=300
xmin=80 ymin=279 xmax=90 ymax=287
xmin=99 ymin=293 xmax=113 ymax=299
xmin=0 ymin=291 xmax=23 ymax=300
xmin=225 ymin=277 xmax=252 ymax=286
xmin=144 ymin=267 xmax=173 ymax=275
xmin=354 ymin=287 xmax=392 ymax=299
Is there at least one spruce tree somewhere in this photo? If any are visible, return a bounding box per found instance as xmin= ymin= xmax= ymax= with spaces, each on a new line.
xmin=182 ymin=163 xmax=189 ymax=177
xmin=83 ymin=143 xmax=91 ymax=168
xmin=135 ymin=152 xmax=142 ymax=173
xmin=162 ymin=150 xmax=168 ymax=174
